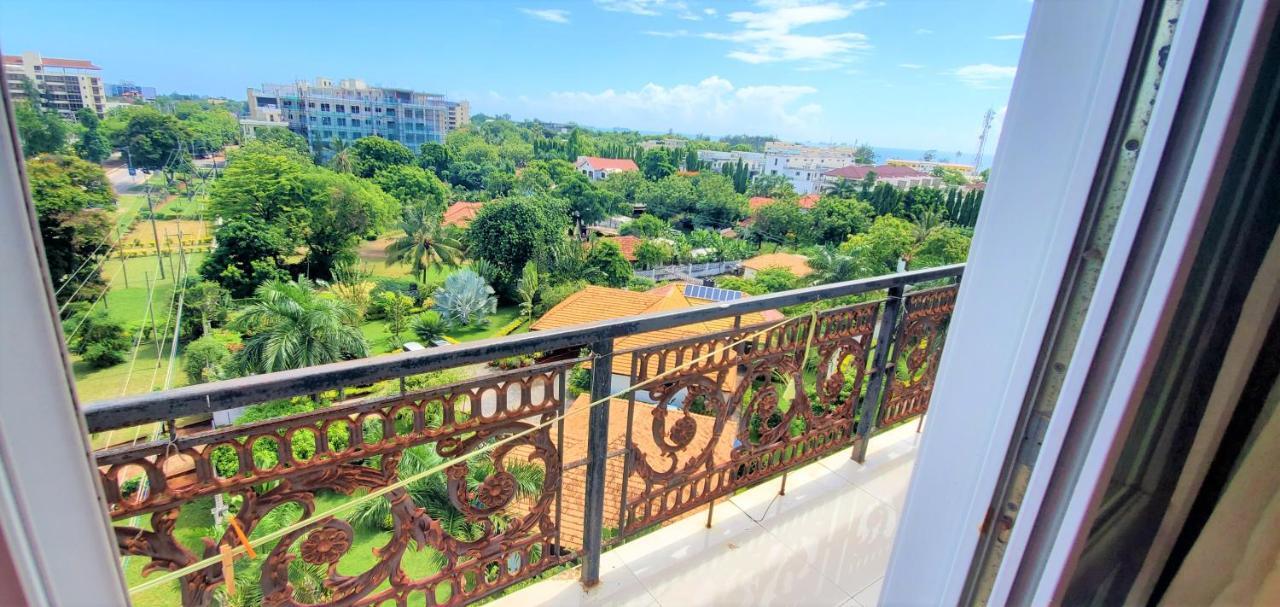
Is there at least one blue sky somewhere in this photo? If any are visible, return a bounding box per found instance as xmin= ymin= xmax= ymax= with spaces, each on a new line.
xmin=0 ymin=0 xmax=1031 ymax=154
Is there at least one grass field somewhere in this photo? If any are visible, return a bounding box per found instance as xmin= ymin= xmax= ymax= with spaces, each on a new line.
xmin=360 ymin=306 xmax=525 ymax=354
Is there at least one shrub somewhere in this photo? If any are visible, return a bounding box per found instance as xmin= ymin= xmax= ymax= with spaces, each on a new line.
xmin=535 ymin=280 xmax=587 ymax=317
xmin=490 ymin=355 xmax=535 ymax=370
xmin=83 ymin=342 xmax=127 ymax=368
xmin=70 ymin=311 xmax=130 ymax=369
xmin=432 ymin=269 xmax=497 ymax=327
xmin=411 ymin=311 xmax=450 ymax=343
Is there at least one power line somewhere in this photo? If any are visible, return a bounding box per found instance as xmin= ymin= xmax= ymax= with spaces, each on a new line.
xmin=56 ymin=240 xmax=122 ymax=316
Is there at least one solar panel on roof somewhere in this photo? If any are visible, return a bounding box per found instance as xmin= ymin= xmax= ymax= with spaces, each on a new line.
xmin=684 ymin=283 xmax=745 ymax=302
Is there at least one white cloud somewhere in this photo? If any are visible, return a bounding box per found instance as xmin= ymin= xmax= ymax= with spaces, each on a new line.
xmin=595 ymin=0 xmax=701 ymax=20
xmin=915 ymin=28 xmax=934 ymax=35
xmin=520 ymin=8 xmax=570 ymax=23
xmin=495 ymin=76 xmax=824 ymax=139
xmin=951 ymin=64 xmax=1017 ymax=88
xmin=704 ymin=7 xmax=716 ymax=15
xmin=898 ymin=63 xmax=924 ymax=69
xmin=644 ymin=29 xmax=691 ymax=37
xmin=989 ymin=33 xmax=1025 ymax=40
xmin=703 ymin=0 xmax=875 ymax=68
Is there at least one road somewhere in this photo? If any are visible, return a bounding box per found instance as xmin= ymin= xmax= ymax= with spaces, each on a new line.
xmin=104 ymin=164 xmax=143 ymax=195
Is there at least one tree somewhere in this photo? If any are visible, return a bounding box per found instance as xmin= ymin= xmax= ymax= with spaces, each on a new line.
xmin=375 ymin=291 xmax=415 ymax=347
xmin=183 ymin=107 xmax=240 ymax=153
xmin=229 ymin=279 xmax=369 ymax=375
xmin=371 ymin=166 xmax=450 ymax=220
xmin=839 ymin=215 xmax=916 ymax=275
xmin=418 ymin=142 xmax=451 ymax=175
xmin=913 ymin=226 xmax=972 ymax=269
xmin=119 ymin=107 xmax=191 ymax=177
xmin=299 ymin=170 xmax=398 ymax=278
xmin=350 ymin=136 xmax=415 ymax=178
xmin=932 ymin=166 xmax=968 ymax=187
xmin=184 ymin=280 xmax=230 ymax=336
xmin=385 ymin=207 xmax=462 ymax=284
xmin=465 ymin=196 xmax=569 ymax=297
xmin=922 ymin=149 xmax=938 ymax=162
xmin=599 ymin=170 xmax=649 ymax=205
xmin=640 ymin=148 xmax=676 ymax=180
xmin=692 ymin=173 xmax=747 ymax=229
xmin=555 ymin=173 xmax=625 ymax=235
xmin=209 ymin=140 xmax=311 ymax=232
xmin=183 ymin=332 xmax=235 ymax=383
xmin=584 ymin=240 xmax=633 ymax=287
xmin=810 ymin=196 xmax=873 ymax=244
xmin=26 ymin=154 xmax=115 ymax=299
xmin=15 ymin=102 xmax=69 ymax=157
xmin=747 ymin=173 xmax=796 ymax=199
xmin=200 ymin=218 xmax=291 ymax=298
xmin=853 ymin=144 xmax=877 ymax=165
xmin=634 ymin=239 xmax=673 ymax=269
xmin=68 ymin=311 xmax=130 ymax=369
xmin=619 ymin=214 xmax=672 ymax=238
xmin=73 ymin=108 xmax=112 ymax=162
xmin=255 ymin=127 xmax=311 ymax=157
xmin=516 ymin=262 xmax=540 ymax=320
xmin=751 ymin=201 xmax=810 ymax=245
xmin=826 ymin=178 xmax=859 ymax=199
xmin=432 ymin=269 xmax=497 ymax=327
xmin=637 ymin=175 xmax=696 ymax=226
xmin=807 ymin=248 xmax=861 ymax=285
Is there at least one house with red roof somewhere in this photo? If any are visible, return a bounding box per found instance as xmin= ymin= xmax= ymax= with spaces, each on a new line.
xmin=823 ymin=164 xmax=940 ymax=189
xmin=575 ymin=156 xmax=640 ymax=181
xmin=442 ymin=201 xmax=483 ymax=229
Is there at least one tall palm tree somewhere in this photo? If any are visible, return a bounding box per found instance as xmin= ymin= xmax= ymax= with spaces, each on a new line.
xmin=827 ymin=178 xmax=859 ymax=199
xmin=807 ymin=248 xmax=861 ymax=285
xmin=327 ymin=136 xmax=353 ymax=174
xmin=385 ymin=208 xmax=462 ymax=284
xmin=229 ymin=279 xmax=369 ymax=376
xmin=903 ymin=207 xmax=948 ymax=267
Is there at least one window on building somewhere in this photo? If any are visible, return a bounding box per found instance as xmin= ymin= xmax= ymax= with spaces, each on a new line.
xmin=308 ymin=102 xmax=315 ymax=108
xmin=336 ymin=104 xmax=345 ymax=113
xmin=321 ymin=117 xmax=331 ymax=125
xmin=351 ymin=106 xmax=359 ymax=114
xmin=337 ymin=118 xmax=346 ymax=126
xmin=320 ymin=103 xmax=330 ymax=111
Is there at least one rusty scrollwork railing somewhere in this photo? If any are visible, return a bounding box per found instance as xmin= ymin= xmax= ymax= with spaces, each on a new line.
xmin=85 ymin=264 xmax=963 ymax=605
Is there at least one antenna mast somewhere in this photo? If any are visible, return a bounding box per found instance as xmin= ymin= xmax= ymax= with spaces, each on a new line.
xmin=972 ymin=108 xmax=996 ymax=175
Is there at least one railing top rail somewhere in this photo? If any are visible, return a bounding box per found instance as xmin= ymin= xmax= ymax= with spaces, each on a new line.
xmin=83 ymin=263 xmax=963 ymax=433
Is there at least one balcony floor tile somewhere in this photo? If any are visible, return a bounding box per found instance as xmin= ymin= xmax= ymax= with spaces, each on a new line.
xmin=493 ymin=421 xmax=923 ymax=607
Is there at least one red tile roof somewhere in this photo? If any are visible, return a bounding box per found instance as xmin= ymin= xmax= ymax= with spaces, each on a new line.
xmin=3 ymin=55 xmax=101 ymax=70
xmin=442 ymin=201 xmax=483 ymax=228
xmin=797 ymin=194 xmax=820 ymax=209
xmin=750 ymin=195 xmax=817 ymax=211
xmin=748 ymin=196 xmax=775 ymax=211
xmin=587 ymin=235 xmax=641 ymax=261
xmin=824 ymin=164 xmax=927 ymax=179
xmin=576 ymin=156 xmax=639 ymax=172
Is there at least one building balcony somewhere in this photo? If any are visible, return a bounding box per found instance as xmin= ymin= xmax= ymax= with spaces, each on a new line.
xmin=86 ymin=265 xmax=961 ymax=607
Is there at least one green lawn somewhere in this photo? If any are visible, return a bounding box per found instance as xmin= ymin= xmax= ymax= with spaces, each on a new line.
xmin=360 ymin=306 xmax=526 ymax=354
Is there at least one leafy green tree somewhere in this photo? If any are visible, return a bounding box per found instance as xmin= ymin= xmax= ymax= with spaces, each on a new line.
xmin=751 ymin=201 xmax=810 ymax=245
xmin=183 ymin=279 xmax=230 ymax=336
xmin=810 ymin=196 xmax=873 ymax=244
xmin=634 ymin=239 xmax=673 ymax=269
xmin=209 ymin=140 xmax=311 ymax=232
xmin=183 ymin=107 xmax=240 ymax=153
xmin=932 ymin=166 xmax=968 ymax=187
xmin=619 ymin=214 xmax=673 ymax=238
xmin=465 ymin=196 xmax=569 ymax=298
xmin=913 ymin=226 xmax=972 ymax=268
xmin=418 ymin=142 xmax=451 ymax=175
xmin=200 ymin=218 xmax=292 ymax=298
xmin=385 ymin=207 xmax=462 ymax=284
xmin=839 ymin=215 xmax=916 ymax=275
xmin=349 ymin=136 xmax=415 ymax=178
xmin=853 ymin=144 xmax=877 ymax=165
xmin=637 ymin=175 xmax=696 ymax=226
xmin=752 ymin=267 xmax=800 ymax=293
xmin=183 ymin=332 xmax=237 ymax=383
xmin=556 ymin=173 xmax=625 ymax=232
xmin=807 ymin=248 xmax=861 ymax=285
xmin=73 ymin=108 xmax=112 ymax=162
xmin=747 ymin=173 xmax=796 ymax=199
xmin=375 ymin=291 xmax=415 ymax=347
xmin=692 ymin=173 xmax=747 ymax=229
xmin=255 ymin=127 xmax=311 ymax=157
xmin=433 ymin=269 xmax=497 ymax=327
xmin=15 ymin=102 xmax=69 ymax=157
xmin=600 ymin=169 xmax=650 ymax=205
xmin=585 ymin=241 xmax=633 ymax=287
xmin=640 ymin=149 xmax=676 ymax=180
xmin=26 ymin=155 xmax=115 ymax=298
xmin=68 ymin=311 xmax=130 ymax=369
xmin=119 ymin=107 xmax=191 ymax=177
xmin=229 ymin=279 xmax=368 ymax=375
xmin=298 ymin=170 xmax=398 ymax=277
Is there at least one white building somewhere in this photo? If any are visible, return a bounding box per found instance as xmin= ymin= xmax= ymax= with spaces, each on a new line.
xmin=823 ymin=164 xmax=941 ymax=189
xmin=574 ymin=156 xmax=639 ymax=181
xmin=697 ymin=150 xmax=765 ymax=177
xmin=3 ymin=52 xmax=106 ymax=117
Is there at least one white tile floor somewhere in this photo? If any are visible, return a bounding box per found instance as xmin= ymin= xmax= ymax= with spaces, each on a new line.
xmin=490 ymin=422 xmax=924 ymax=607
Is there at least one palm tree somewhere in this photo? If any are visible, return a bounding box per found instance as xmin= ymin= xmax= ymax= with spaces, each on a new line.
xmin=903 ymin=207 xmax=948 ymax=268
xmin=228 ymin=279 xmax=369 ymax=376
xmin=807 ymin=248 xmax=861 ymax=285
xmin=827 ymin=178 xmax=859 ymax=199
xmin=385 ymin=208 xmax=462 ymax=284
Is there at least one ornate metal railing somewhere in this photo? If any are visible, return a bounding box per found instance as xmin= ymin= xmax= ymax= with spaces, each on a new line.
xmin=85 ymin=264 xmax=962 ymax=606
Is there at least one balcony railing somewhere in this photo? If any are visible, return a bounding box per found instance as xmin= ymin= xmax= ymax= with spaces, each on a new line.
xmin=86 ymin=264 xmax=962 ymax=607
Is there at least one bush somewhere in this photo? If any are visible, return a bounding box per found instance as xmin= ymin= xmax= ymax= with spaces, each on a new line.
xmin=536 ymin=280 xmax=587 ymax=317
xmin=70 ymin=311 xmax=130 ymax=369
xmin=183 ymin=333 xmax=233 ymax=383
xmin=411 ymin=311 xmax=450 ymax=343
xmin=432 ymin=269 xmax=497 ymax=327
xmin=490 ymin=355 xmax=535 ymax=370
xmin=83 ymin=342 xmax=127 ymax=368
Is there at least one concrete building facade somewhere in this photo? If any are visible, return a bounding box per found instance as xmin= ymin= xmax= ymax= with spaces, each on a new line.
xmin=3 ymin=52 xmax=105 ymax=117
xmin=245 ymin=77 xmax=469 ymax=152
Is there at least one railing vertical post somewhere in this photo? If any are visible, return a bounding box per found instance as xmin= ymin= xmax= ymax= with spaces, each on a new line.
xmin=581 ymin=338 xmax=614 ymax=588
xmin=853 ymin=284 xmax=905 ymax=463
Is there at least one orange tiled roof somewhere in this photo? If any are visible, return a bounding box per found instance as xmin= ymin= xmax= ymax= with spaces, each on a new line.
xmin=576 ymin=156 xmax=639 ymax=172
xmin=748 ymin=196 xmax=775 ymax=211
xmin=587 ymin=235 xmax=641 ymax=261
xmin=442 ymin=201 xmax=483 ymax=228
xmin=742 ymin=252 xmax=814 ymax=277
xmin=797 ymin=194 xmax=820 ymax=209
xmin=531 ymin=284 xmax=776 ymax=376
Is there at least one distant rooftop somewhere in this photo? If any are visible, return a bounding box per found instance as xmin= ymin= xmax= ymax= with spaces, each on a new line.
xmin=824 ymin=164 xmax=928 ymax=180
xmin=3 ymin=54 xmax=100 ymax=70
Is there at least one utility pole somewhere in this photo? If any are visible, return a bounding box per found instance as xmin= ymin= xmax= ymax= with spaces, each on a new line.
xmin=972 ymin=108 xmax=996 ymax=176
xmin=175 ymin=222 xmax=188 ymax=277
xmin=115 ymin=226 xmax=129 ymax=288
xmin=146 ymin=189 xmax=165 ymax=279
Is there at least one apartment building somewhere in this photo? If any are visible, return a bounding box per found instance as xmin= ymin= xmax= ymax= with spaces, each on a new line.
xmin=105 ymin=81 xmax=156 ymax=101
xmin=823 ymin=164 xmax=942 ymax=189
xmin=696 ymin=149 xmax=765 ymax=176
xmin=3 ymin=52 xmax=105 ymax=117
xmin=758 ymin=142 xmax=866 ymax=194
xmin=245 ymin=77 xmax=469 ymax=152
